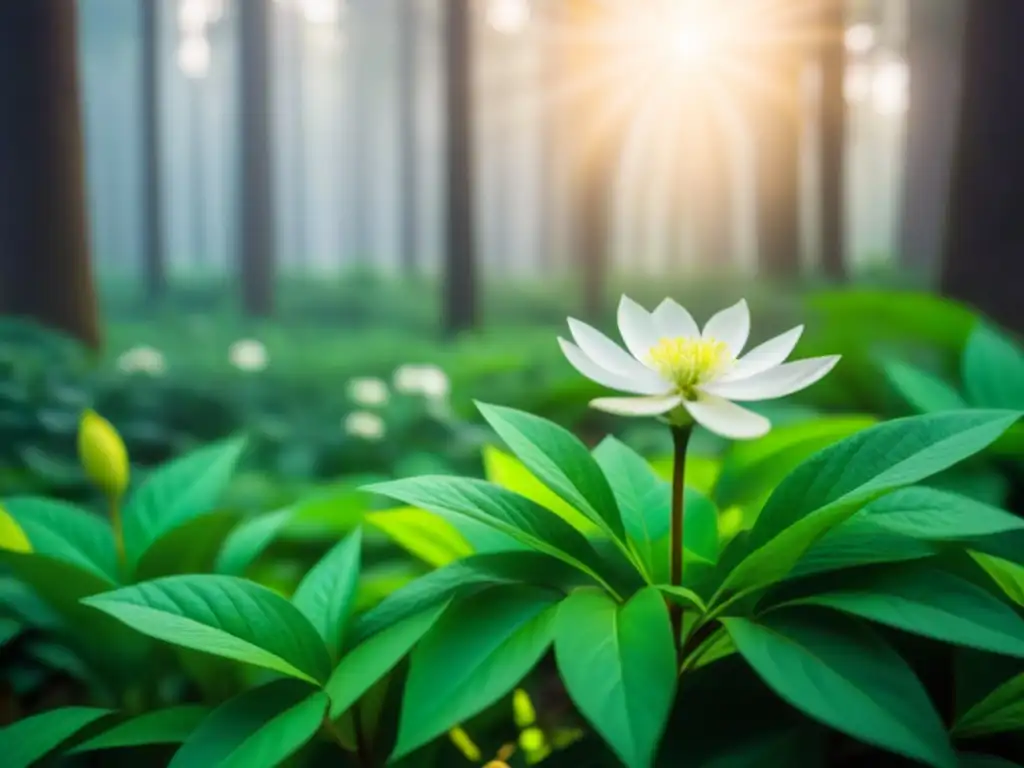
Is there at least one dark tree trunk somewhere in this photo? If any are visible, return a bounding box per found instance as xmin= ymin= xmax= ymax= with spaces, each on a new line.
xmin=397 ymin=0 xmax=419 ymax=275
xmin=941 ymin=0 xmax=1024 ymax=334
xmin=819 ymin=0 xmax=846 ymax=280
xmin=348 ymin=0 xmax=373 ymax=265
xmin=442 ymin=0 xmax=478 ymax=336
xmin=902 ymin=0 xmax=965 ymax=281
xmin=568 ymin=0 xmax=616 ymax=322
xmin=283 ymin=5 xmax=307 ymax=272
xmin=753 ymin=57 xmax=802 ymax=277
xmin=0 ymin=1 xmax=100 ymax=349
xmin=140 ymin=0 xmax=165 ymax=302
xmin=238 ymin=0 xmax=275 ymax=317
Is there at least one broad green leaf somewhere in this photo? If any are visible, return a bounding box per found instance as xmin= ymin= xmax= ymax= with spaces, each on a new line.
xmin=83 ymin=575 xmax=332 ymax=684
xmin=366 ymin=476 xmax=608 ymax=583
xmin=777 ymin=564 xmax=1024 ymax=657
xmin=656 ymin=585 xmax=707 ymax=613
xmin=724 ymin=610 xmax=956 ymax=768
xmin=393 ymin=587 xmax=558 ymax=759
xmin=963 ymin=324 xmax=1024 ymax=410
xmin=326 ymin=602 xmax=448 ymax=719
xmin=69 ymin=706 xmax=208 ymax=753
xmin=884 ymin=360 xmax=968 ymax=414
xmin=292 ymin=528 xmax=362 ymax=659
xmin=788 ymin=515 xmax=938 ymax=580
xmin=723 ymin=411 xmax=1020 ymax=596
xmin=0 ymin=503 xmax=30 ymax=554
xmin=971 ymin=553 xmax=1024 ymax=608
xmin=169 ymin=680 xmax=327 ymax=768
xmin=0 ymin=616 xmax=21 ymax=648
xmin=0 ymin=706 xmax=112 ymax=768
xmin=3 ymin=497 xmax=118 ymax=584
xmin=134 ymin=512 xmax=239 ymax=581
xmin=715 ymin=416 xmax=878 ymax=510
xmin=955 ymin=672 xmax=1024 ymax=738
xmin=861 ymin=487 xmax=1024 ymax=541
xmin=122 ymin=437 xmax=246 ymax=570
xmin=351 ymin=551 xmax=588 ymax=645
xmin=650 ymin=454 xmax=721 ymax=496
xmin=476 ymin=402 xmax=624 ymax=540
xmin=555 ymin=587 xmax=676 ymax=768
xmin=367 ymin=507 xmax=473 ymax=567
xmin=484 ymin=444 xmax=599 ymax=535
xmin=215 ymin=507 xmax=294 ymax=576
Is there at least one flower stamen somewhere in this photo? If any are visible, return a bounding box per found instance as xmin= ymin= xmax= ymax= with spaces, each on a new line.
xmin=646 ymin=336 xmax=733 ymax=398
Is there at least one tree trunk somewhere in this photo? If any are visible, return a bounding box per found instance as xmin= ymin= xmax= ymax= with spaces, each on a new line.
xmin=397 ymin=0 xmax=419 ymax=275
xmin=753 ymin=55 xmax=802 ymax=276
xmin=348 ymin=0 xmax=373 ymax=266
xmin=441 ymin=0 xmax=478 ymax=336
xmin=0 ymin=1 xmax=100 ymax=349
xmin=282 ymin=4 xmax=307 ymax=272
xmin=819 ymin=0 xmax=846 ymax=280
xmin=901 ymin=0 xmax=965 ymax=281
xmin=567 ymin=0 xmax=616 ymax=321
xmin=238 ymin=0 xmax=275 ymax=317
xmin=941 ymin=0 xmax=1024 ymax=334
xmin=140 ymin=0 xmax=165 ymax=302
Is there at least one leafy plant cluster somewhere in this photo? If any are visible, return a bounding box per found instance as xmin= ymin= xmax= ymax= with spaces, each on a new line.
xmin=2 ymin=386 xmax=1024 ymax=766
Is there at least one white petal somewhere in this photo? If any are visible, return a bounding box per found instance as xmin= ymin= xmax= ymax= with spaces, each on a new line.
xmin=718 ymin=325 xmax=805 ymax=383
xmin=702 ymin=299 xmax=751 ymax=357
xmin=684 ymin=395 xmax=771 ymax=440
xmin=617 ymin=296 xmax=661 ymax=362
xmin=652 ymin=299 xmax=700 ymax=339
xmin=702 ymin=355 xmax=841 ymax=402
xmin=591 ymin=395 xmax=682 ymax=417
xmin=568 ymin=318 xmax=669 ymax=392
xmin=559 ymin=339 xmax=669 ymax=396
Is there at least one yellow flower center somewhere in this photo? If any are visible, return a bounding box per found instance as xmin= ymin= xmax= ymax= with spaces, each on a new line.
xmin=646 ymin=336 xmax=733 ymax=396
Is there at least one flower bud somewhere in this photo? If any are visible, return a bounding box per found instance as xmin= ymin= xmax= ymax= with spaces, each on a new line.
xmin=78 ymin=410 xmax=130 ymax=500
xmin=0 ymin=503 xmax=31 ymax=553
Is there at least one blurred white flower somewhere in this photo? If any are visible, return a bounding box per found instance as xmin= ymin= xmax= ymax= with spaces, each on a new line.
xmin=117 ymin=346 xmax=166 ymax=376
xmin=347 ymin=377 xmax=389 ymax=407
xmin=344 ymin=411 xmax=386 ymax=441
xmin=393 ymin=364 xmax=450 ymax=400
xmin=229 ymin=339 xmax=269 ymax=372
xmin=558 ymin=296 xmax=840 ymax=440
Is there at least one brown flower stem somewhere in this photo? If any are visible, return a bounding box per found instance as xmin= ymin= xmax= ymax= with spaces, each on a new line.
xmin=669 ymin=424 xmax=693 ymax=655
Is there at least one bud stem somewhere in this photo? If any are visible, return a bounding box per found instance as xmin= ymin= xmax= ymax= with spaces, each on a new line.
xmin=109 ymin=496 xmax=126 ymax=568
xmin=669 ymin=424 xmax=693 ymax=655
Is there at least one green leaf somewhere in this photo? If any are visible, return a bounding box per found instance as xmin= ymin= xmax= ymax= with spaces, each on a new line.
xmin=3 ymin=497 xmax=118 ymax=584
xmin=135 ymin=512 xmax=240 ymax=581
xmin=861 ymin=487 xmax=1024 ymax=541
xmin=476 ymin=402 xmax=624 ymax=540
xmin=555 ymin=587 xmax=676 ymax=768
xmin=215 ymin=508 xmax=294 ymax=576
xmin=122 ymin=437 xmax=246 ymax=570
xmin=326 ymin=602 xmax=448 ymax=719
xmin=169 ymin=679 xmax=327 ymax=768
xmin=366 ymin=476 xmax=608 ymax=584
xmin=963 ymin=324 xmax=1024 ymax=410
xmin=0 ymin=616 xmax=21 ymax=648
xmin=884 ymin=360 xmax=968 ymax=414
xmin=484 ymin=444 xmax=599 ymax=535
xmin=788 ymin=515 xmax=939 ymax=580
xmin=69 ymin=706 xmax=209 ymax=753
xmin=292 ymin=528 xmax=362 ymax=660
xmin=970 ymin=553 xmax=1024 ymax=608
xmin=393 ymin=587 xmax=558 ymax=759
xmin=715 ymin=416 xmax=878 ymax=510
xmin=724 ymin=411 xmax=1020 ymax=596
xmin=656 ymin=585 xmax=707 ymax=613
xmin=959 ymin=755 xmax=1024 ymax=768
xmin=954 ymin=672 xmax=1024 ymax=738
xmin=0 ymin=706 xmax=112 ymax=768
xmin=776 ymin=564 xmax=1024 ymax=657
xmin=366 ymin=507 xmax=473 ymax=567
xmin=350 ymin=551 xmax=587 ymax=645
xmin=724 ymin=610 xmax=956 ymax=768
xmin=83 ymin=575 xmax=332 ymax=684
xmin=650 ymin=454 xmax=721 ymax=496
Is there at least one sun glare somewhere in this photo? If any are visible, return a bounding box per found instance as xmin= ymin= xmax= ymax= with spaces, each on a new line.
xmin=670 ymin=24 xmax=713 ymax=67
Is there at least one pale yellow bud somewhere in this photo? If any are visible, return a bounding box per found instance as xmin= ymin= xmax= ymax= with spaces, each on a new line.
xmin=512 ymin=688 xmax=536 ymax=728
xmin=0 ymin=503 xmax=31 ymax=554
xmin=448 ymin=727 xmax=481 ymax=763
xmin=78 ymin=410 xmax=130 ymax=501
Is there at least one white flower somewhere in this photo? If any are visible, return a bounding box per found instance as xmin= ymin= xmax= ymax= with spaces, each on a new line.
xmin=558 ymin=296 xmax=840 ymax=440
xmin=229 ymin=339 xmax=268 ymax=372
xmin=117 ymin=345 xmax=166 ymax=376
xmin=344 ymin=410 xmax=386 ymax=441
xmin=347 ymin=377 xmax=389 ymax=406
xmin=393 ymin=364 xmax=450 ymax=400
